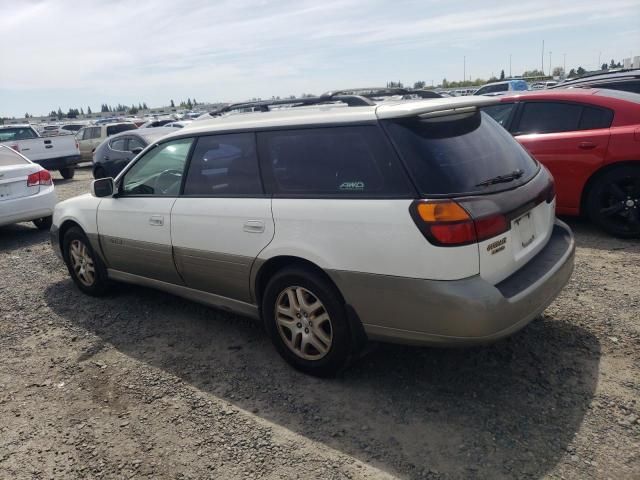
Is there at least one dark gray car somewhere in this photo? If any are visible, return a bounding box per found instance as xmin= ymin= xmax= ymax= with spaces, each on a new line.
xmin=92 ymin=127 xmax=178 ymax=179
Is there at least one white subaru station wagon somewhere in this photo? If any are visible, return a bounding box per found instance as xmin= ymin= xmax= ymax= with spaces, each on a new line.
xmin=51 ymin=94 xmax=575 ymax=376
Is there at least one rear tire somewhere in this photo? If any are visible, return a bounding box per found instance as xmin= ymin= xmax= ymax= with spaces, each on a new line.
xmin=59 ymin=167 xmax=75 ymax=180
xmin=262 ymin=266 xmax=352 ymax=377
xmin=586 ymin=165 xmax=640 ymax=238
xmin=62 ymin=227 xmax=110 ymax=296
xmin=33 ymin=216 xmax=52 ymax=230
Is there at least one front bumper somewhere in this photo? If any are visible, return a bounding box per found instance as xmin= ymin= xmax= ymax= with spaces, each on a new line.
xmin=36 ymin=155 xmax=81 ymax=171
xmin=329 ymin=220 xmax=575 ymax=346
xmin=50 ymin=224 xmax=63 ymax=260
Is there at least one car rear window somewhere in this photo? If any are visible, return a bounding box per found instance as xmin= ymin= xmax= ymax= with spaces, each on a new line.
xmin=107 ymin=124 xmax=137 ymax=136
xmin=0 ymin=127 xmax=37 ymax=141
xmin=258 ymin=126 xmax=412 ymax=197
xmin=0 ymin=146 xmax=29 ymax=166
xmin=383 ymin=110 xmax=539 ymax=196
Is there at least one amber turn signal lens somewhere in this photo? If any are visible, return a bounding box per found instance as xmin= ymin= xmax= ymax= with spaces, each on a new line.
xmin=416 ymin=201 xmax=470 ymax=222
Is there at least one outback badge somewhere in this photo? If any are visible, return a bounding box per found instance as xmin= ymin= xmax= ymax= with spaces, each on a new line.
xmin=487 ymin=237 xmax=507 ymax=255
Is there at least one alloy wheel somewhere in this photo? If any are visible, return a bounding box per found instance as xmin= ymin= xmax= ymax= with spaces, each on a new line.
xmin=69 ymin=239 xmax=96 ymax=287
xmin=275 ymin=286 xmax=333 ymax=361
xmin=598 ymin=177 xmax=640 ymax=232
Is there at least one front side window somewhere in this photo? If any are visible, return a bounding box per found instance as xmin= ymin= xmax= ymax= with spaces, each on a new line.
xmin=258 ymin=126 xmax=411 ymax=197
xmin=183 ymin=133 xmax=262 ymax=196
xmin=121 ymin=137 xmax=193 ymax=196
xmin=516 ymin=102 xmax=582 ymax=134
xmin=109 ymin=137 xmax=127 ymax=151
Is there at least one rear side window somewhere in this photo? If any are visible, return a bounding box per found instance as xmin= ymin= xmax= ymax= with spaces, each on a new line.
xmin=517 ymin=102 xmax=582 ymax=134
xmin=384 ymin=111 xmax=539 ymax=196
xmin=183 ymin=133 xmax=262 ymax=196
xmin=482 ymin=103 xmax=516 ymax=126
xmin=106 ymin=124 xmax=137 ymax=136
xmin=258 ymin=126 xmax=412 ymax=197
xmin=129 ymin=137 xmax=146 ymax=150
xmin=579 ymin=107 xmax=614 ymax=130
xmin=89 ymin=127 xmax=101 ymax=139
xmin=0 ymin=146 xmax=29 ymax=165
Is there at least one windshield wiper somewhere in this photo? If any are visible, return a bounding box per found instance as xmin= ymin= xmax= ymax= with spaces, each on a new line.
xmin=475 ymin=169 xmax=524 ymax=187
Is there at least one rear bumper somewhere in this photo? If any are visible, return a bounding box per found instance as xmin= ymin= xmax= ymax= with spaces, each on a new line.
xmin=329 ymin=220 xmax=575 ymax=346
xmin=0 ymin=186 xmax=57 ymax=227
xmin=35 ymin=155 xmax=81 ymax=170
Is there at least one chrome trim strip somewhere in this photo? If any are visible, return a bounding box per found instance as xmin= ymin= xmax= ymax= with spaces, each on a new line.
xmin=107 ymin=269 xmax=260 ymax=319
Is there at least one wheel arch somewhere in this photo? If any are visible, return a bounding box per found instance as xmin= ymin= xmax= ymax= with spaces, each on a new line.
xmin=252 ymin=255 xmax=368 ymax=350
xmin=580 ymin=160 xmax=640 ymax=216
xmin=58 ymin=219 xmax=84 ymax=254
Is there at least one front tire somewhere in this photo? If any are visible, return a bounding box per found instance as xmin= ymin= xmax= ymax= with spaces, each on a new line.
xmin=59 ymin=167 xmax=75 ymax=180
xmin=586 ymin=166 xmax=640 ymax=238
xmin=33 ymin=216 xmax=52 ymax=230
xmin=262 ymin=266 xmax=352 ymax=377
xmin=62 ymin=227 xmax=110 ymax=296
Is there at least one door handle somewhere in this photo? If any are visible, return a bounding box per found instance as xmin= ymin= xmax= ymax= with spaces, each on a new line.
xmin=578 ymin=141 xmax=597 ymax=150
xmin=149 ymin=215 xmax=164 ymax=226
xmin=45 ymin=145 xmax=53 ymax=149
xmin=243 ymin=220 xmax=265 ymax=233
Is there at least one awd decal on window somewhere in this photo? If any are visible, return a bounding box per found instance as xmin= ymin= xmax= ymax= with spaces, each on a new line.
xmin=486 ymin=237 xmax=507 ymax=255
xmin=339 ymin=181 xmax=365 ymax=191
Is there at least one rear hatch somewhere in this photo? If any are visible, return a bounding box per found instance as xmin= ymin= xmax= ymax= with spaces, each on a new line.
xmin=0 ymin=148 xmax=42 ymax=201
xmin=382 ymin=108 xmax=555 ymax=284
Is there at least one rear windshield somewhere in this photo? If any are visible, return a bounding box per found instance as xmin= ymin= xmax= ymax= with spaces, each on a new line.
xmin=0 ymin=146 xmax=29 ymax=166
xmin=107 ymin=124 xmax=137 ymax=136
xmin=384 ymin=110 xmax=539 ymax=196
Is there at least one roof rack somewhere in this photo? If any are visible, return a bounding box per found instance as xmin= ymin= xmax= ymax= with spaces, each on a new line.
xmin=323 ymin=87 xmax=441 ymax=99
xmin=207 ymin=94 xmax=375 ymax=117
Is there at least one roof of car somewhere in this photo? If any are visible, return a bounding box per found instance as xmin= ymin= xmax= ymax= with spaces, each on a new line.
xmin=107 ymin=126 xmax=178 ymax=142
xmin=497 ymin=88 xmax=640 ymax=107
xmin=172 ymin=96 xmax=499 ymax=137
xmin=0 ymin=124 xmax=32 ymax=129
xmin=552 ymin=69 xmax=640 ymax=87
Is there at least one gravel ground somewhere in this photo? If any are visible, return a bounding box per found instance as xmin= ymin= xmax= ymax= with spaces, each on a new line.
xmin=1 ymin=167 xmax=638 ymax=479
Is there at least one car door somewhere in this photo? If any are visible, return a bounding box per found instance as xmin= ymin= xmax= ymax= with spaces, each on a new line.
xmin=97 ymin=137 xmax=194 ymax=284
xmin=511 ymin=101 xmax=612 ymax=212
xmin=171 ymin=132 xmax=273 ymax=303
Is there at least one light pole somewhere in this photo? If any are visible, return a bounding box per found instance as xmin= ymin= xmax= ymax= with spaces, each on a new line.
xmin=549 ymin=51 xmax=552 ymax=76
xmin=463 ymin=56 xmax=466 ymax=84
xmin=563 ymin=53 xmax=566 ymax=77
xmin=509 ymin=54 xmax=512 ymax=78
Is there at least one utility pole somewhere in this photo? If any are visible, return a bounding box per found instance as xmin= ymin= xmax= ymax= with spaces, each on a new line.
xmin=549 ymin=51 xmax=552 ymax=76
xmin=598 ymin=51 xmax=601 ymax=69
xmin=541 ymin=40 xmax=545 ymax=73
xmin=463 ymin=56 xmax=466 ymax=84
xmin=563 ymin=53 xmax=566 ymax=76
xmin=509 ymin=53 xmax=512 ymax=78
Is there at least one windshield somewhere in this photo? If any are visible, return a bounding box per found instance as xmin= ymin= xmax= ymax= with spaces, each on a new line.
xmin=383 ymin=110 xmax=539 ymax=196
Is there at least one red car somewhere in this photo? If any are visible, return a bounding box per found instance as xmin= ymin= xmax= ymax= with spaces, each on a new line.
xmin=482 ymin=89 xmax=640 ymax=237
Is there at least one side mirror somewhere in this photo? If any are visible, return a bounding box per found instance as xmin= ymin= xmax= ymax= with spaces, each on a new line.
xmin=130 ymin=147 xmax=143 ymax=155
xmin=91 ymin=177 xmax=115 ymax=198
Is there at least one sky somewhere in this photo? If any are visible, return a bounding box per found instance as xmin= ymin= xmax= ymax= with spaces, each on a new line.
xmin=0 ymin=0 xmax=639 ymax=118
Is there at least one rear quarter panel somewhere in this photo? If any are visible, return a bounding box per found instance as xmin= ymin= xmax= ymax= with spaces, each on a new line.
xmin=263 ymin=199 xmax=479 ymax=280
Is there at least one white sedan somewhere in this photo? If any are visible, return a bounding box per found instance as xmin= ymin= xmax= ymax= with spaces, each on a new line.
xmin=0 ymin=145 xmax=57 ymax=230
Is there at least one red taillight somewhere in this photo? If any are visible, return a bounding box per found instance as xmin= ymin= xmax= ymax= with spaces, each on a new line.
xmin=27 ymin=170 xmax=52 ymax=187
xmin=410 ymin=200 xmax=509 ymax=246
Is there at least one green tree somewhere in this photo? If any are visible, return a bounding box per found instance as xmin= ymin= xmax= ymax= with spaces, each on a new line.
xmin=413 ymin=81 xmax=426 ymax=89
xmin=24 ymin=113 xmax=30 ymax=119
xmin=80 ymin=108 xmax=84 ymax=115
xmin=568 ymin=68 xmax=576 ymax=77
xmin=142 ymin=102 xmax=148 ymax=109
xmin=552 ymin=66 xmax=564 ymax=77
xmin=49 ymin=110 xmax=57 ymax=118
xmin=87 ymin=106 xmax=92 ymax=114
xmin=57 ymin=107 xmax=64 ymax=120
xmin=130 ymin=104 xmax=138 ymax=114
xmin=170 ymin=99 xmax=175 ymax=107
xmin=500 ymin=69 xmax=505 ymax=80
xmin=576 ymin=66 xmax=586 ymax=76
xmin=601 ymin=63 xmax=608 ymax=71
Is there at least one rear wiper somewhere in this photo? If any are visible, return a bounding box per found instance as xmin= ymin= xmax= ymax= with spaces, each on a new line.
xmin=475 ymin=169 xmax=524 ymax=187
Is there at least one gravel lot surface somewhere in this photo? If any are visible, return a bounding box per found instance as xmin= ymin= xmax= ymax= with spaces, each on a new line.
xmin=1 ymin=168 xmax=638 ymax=479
